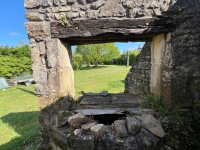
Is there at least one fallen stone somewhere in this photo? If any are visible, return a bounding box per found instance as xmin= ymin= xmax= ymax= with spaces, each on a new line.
xmin=114 ymin=120 xmax=127 ymax=138
xmin=74 ymin=129 xmax=82 ymax=137
xmin=100 ymin=91 xmax=109 ymax=97
xmin=68 ymin=113 xmax=88 ymax=128
xmin=56 ymin=111 xmax=72 ymax=127
xmin=126 ymin=117 xmax=142 ymax=135
xmin=136 ymin=113 xmax=165 ymax=137
xmin=90 ymin=124 xmax=106 ymax=137
xmin=116 ymin=137 xmax=125 ymax=143
xmin=81 ymin=123 xmax=96 ymax=130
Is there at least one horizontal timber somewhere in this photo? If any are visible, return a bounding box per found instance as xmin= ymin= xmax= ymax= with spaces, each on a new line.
xmin=50 ymin=18 xmax=175 ymax=45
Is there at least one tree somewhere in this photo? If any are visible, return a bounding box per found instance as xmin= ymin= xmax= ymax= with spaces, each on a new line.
xmin=114 ymin=49 xmax=140 ymax=65
xmin=75 ymin=43 xmax=120 ymax=67
xmin=72 ymin=52 xmax=83 ymax=70
xmin=0 ymin=43 xmax=32 ymax=78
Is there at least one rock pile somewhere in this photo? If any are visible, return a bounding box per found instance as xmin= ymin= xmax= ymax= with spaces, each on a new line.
xmin=53 ymin=109 xmax=165 ymax=149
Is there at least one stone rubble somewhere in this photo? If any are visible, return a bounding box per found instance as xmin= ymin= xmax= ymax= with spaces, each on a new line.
xmin=81 ymin=122 xmax=96 ymax=130
xmin=126 ymin=117 xmax=142 ymax=135
xmin=136 ymin=113 xmax=165 ymax=138
xmin=74 ymin=129 xmax=82 ymax=137
xmin=68 ymin=113 xmax=88 ymax=128
xmin=90 ymin=124 xmax=106 ymax=137
xmin=56 ymin=111 xmax=72 ymax=127
xmin=114 ymin=120 xmax=127 ymax=138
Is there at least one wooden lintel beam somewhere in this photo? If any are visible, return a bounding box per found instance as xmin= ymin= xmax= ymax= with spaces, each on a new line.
xmin=50 ymin=18 xmax=175 ymax=44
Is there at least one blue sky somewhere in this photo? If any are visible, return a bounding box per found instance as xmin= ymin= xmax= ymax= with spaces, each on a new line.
xmin=0 ymin=1 xmax=144 ymax=52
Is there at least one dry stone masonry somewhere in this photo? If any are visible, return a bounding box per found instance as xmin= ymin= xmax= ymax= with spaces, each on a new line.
xmin=125 ymin=42 xmax=151 ymax=95
xmin=24 ymin=0 xmax=200 ymax=149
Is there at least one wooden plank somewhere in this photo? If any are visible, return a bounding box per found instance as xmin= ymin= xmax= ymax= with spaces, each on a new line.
xmin=50 ymin=18 xmax=175 ymax=44
xmin=75 ymin=94 xmax=144 ymax=110
xmin=74 ymin=108 xmax=141 ymax=116
xmin=80 ymin=94 xmax=140 ymax=105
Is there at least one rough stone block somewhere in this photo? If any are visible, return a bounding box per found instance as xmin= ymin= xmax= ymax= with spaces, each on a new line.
xmin=87 ymin=0 xmax=93 ymax=3
xmin=47 ymin=66 xmax=74 ymax=96
xmin=81 ymin=123 xmax=96 ymax=130
xmin=90 ymin=1 xmax=105 ymax=10
xmin=74 ymin=129 xmax=82 ymax=137
xmin=90 ymin=124 xmax=106 ymax=137
xmin=80 ymin=5 xmax=88 ymax=11
xmin=73 ymin=136 xmax=94 ymax=150
xmin=79 ymin=0 xmax=86 ymax=5
xmin=25 ymin=22 xmax=50 ymax=41
xmin=98 ymin=0 xmax=125 ymax=18
xmin=24 ymin=0 xmax=41 ymax=8
xmin=32 ymin=64 xmax=47 ymax=84
xmin=54 ymin=14 xmax=61 ymax=20
xmin=68 ymin=113 xmax=88 ymax=128
xmin=53 ymin=0 xmax=60 ymax=6
xmin=68 ymin=12 xmax=79 ymax=19
xmin=25 ymin=11 xmax=44 ymax=21
xmin=126 ymin=117 xmax=141 ymax=135
xmin=59 ymin=6 xmax=71 ymax=12
xmin=136 ymin=113 xmax=165 ymax=137
xmin=68 ymin=0 xmax=76 ymax=4
xmin=43 ymin=0 xmax=52 ymax=7
xmin=72 ymin=3 xmax=79 ymax=12
xmin=31 ymin=46 xmax=41 ymax=63
xmin=56 ymin=111 xmax=72 ymax=127
xmin=60 ymin=0 xmax=67 ymax=5
xmin=114 ymin=120 xmax=127 ymax=138
xmin=80 ymin=11 xmax=86 ymax=17
xmin=35 ymin=83 xmax=48 ymax=96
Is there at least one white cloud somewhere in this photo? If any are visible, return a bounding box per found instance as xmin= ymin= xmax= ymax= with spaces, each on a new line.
xmin=8 ymin=32 xmax=22 ymax=36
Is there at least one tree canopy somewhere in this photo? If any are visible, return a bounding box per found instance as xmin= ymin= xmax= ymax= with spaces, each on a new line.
xmin=0 ymin=43 xmax=32 ymax=78
xmin=75 ymin=43 xmax=120 ymax=66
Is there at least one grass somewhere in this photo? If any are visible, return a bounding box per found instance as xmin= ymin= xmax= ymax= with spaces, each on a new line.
xmin=0 ymin=65 xmax=130 ymax=149
xmin=74 ymin=65 xmax=131 ymax=95
xmin=0 ymin=84 xmax=39 ymax=150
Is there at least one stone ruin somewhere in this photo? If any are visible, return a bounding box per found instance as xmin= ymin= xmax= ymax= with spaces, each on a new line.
xmin=24 ymin=0 xmax=200 ymax=149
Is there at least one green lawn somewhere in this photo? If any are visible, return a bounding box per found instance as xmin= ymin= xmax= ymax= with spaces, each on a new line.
xmin=0 ymin=85 xmax=39 ymax=150
xmin=0 ymin=65 xmax=130 ymax=150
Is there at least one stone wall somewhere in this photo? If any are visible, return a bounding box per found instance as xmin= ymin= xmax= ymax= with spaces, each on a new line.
xmin=170 ymin=12 xmax=200 ymax=107
xmin=125 ymin=10 xmax=200 ymax=107
xmin=24 ymin=0 xmax=200 ymax=149
xmin=125 ymin=42 xmax=151 ymax=95
xmin=25 ymin=0 xmax=176 ymax=22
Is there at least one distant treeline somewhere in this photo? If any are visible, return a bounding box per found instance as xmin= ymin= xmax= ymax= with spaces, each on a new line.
xmin=73 ymin=43 xmax=141 ymax=70
xmin=0 ymin=43 xmax=32 ymax=78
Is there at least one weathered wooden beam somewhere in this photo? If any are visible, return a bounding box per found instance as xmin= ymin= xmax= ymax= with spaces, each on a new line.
xmin=50 ymin=18 xmax=175 ymax=44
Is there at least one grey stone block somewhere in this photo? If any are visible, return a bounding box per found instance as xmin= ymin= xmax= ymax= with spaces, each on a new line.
xmin=114 ymin=120 xmax=127 ymax=138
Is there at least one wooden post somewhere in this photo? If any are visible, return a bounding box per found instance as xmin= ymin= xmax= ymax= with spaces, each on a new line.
xmin=126 ymin=51 xmax=129 ymax=67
